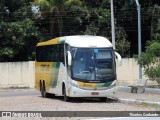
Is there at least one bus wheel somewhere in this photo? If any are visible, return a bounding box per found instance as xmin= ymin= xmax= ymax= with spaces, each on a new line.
xmin=40 ymin=82 xmax=47 ymax=98
xmin=100 ymin=97 xmax=107 ymax=102
xmin=40 ymin=82 xmax=44 ymax=97
xmin=63 ymin=87 xmax=70 ymax=102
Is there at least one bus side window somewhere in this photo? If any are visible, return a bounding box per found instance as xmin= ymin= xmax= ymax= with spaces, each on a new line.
xmin=50 ymin=46 xmax=55 ymax=62
xmin=36 ymin=46 xmax=47 ymax=62
xmin=50 ymin=45 xmax=59 ymax=62
xmin=48 ymin=44 xmax=65 ymax=63
xmin=60 ymin=45 xmax=65 ymax=64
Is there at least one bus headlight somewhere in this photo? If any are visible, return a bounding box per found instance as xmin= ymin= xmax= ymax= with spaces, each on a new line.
xmin=71 ymin=82 xmax=79 ymax=88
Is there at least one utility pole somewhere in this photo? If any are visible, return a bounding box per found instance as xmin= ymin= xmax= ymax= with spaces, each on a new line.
xmin=135 ymin=0 xmax=142 ymax=79
xmin=111 ymin=0 xmax=115 ymax=49
xmin=110 ymin=0 xmax=142 ymax=79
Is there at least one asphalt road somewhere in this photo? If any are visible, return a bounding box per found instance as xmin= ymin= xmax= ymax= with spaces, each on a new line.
xmin=0 ymin=89 xmax=39 ymax=97
xmin=0 ymin=89 xmax=159 ymax=120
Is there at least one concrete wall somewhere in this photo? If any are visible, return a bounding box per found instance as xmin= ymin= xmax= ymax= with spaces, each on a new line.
xmin=0 ymin=59 xmax=157 ymax=88
xmin=116 ymin=58 xmax=156 ymax=86
xmin=116 ymin=58 xmax=138 ymax=86
xmin=0 ymin=61 xmax=35 ymax=88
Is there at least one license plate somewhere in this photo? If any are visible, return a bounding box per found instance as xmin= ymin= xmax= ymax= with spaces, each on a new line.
xmin=91 ymin=92 xmax=99 ymax=95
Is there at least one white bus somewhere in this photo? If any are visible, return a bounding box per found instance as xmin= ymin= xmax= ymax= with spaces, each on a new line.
xmin=35 ymin=35 xmax=122 ymax=102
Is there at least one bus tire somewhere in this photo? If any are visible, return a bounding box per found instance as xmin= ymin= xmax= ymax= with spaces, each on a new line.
xmin=63 ymin=86 xmax=70 ymax=102
xmin=40 ymin=82 xmax=44 ymax=97
xmin=41 ymin=82 xmax=48 ymax=98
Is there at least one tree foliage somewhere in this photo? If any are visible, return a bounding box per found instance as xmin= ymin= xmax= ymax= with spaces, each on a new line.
xmin=137 ymin=41 xmax=160 ymax=84
xmin=0 ymin=19 xmax=40 ymax=61
xmin=0 ymin=0 xmax=160 ymax=61
xmin=0 ymin=0 xmax=40 ymax=61
xmin=32 ymin=0 xmax=82 ymax=37
xmin=115 ymin=26 xmax=130 ymax=57
xmin=136 ymin=13 xmax=160 ymax=84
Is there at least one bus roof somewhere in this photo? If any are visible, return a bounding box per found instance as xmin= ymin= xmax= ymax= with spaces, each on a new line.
xmin=37 ymin=35 xmax=113 ymax=48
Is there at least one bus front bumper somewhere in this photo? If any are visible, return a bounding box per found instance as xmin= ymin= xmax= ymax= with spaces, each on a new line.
xmin=68 ymin=86 xmax=116 ymax=98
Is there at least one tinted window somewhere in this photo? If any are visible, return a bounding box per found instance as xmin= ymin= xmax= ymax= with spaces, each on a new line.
xmin=36 ymin=44 xmax=64 ymax=62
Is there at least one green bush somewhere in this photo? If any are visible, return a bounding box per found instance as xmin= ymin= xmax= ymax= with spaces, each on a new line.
xmin=137 ymin=42 xmax=160 ymax=85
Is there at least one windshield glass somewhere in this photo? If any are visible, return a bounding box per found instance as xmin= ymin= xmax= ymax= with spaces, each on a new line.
xmin=71 ymin=48 xmax=115 ymax=81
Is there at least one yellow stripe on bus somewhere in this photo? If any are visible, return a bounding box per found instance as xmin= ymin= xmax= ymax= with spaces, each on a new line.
xmin=37 ymin=37 xmax=60 ymax=46
xmin=76 ymin=81 xmax=97 ymax=88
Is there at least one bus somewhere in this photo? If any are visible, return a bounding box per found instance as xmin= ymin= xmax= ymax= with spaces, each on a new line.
xmin=35 ymin=35 xmax=122 ymax=102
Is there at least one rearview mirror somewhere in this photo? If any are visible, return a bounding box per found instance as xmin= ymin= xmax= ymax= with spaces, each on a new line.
xmin=115 ymin=52 xmax=122 ymax=66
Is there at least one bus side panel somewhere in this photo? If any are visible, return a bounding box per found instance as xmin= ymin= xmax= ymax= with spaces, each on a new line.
xmin=49 ymin=62 xmax=60 ymax=89
xmin=49 ymin=62 xmax=67 ymax=95
xmin=35 ymin=61 xmax=53 ymax=92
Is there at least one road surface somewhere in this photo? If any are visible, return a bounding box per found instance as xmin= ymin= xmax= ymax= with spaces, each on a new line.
xmin=0 ymin=89 xmax=159 ymax=120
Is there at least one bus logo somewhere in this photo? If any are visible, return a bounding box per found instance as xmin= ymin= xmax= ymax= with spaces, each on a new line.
xmin=40 ymin=65 xmax=50 ymax=71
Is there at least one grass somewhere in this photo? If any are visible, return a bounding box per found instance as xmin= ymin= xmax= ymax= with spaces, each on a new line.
xmin=140 ymin=102 xmax=160 ymax=108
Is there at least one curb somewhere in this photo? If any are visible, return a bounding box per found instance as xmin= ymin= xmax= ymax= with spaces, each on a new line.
xmin=116 ymin=86 xmax=160 ymax=94
xmin=118 ymin=98 xmax=160 ymax=107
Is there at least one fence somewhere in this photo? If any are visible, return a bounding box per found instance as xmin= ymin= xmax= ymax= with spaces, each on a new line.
xmin=0 ymin=59 xmax=157 ymax=88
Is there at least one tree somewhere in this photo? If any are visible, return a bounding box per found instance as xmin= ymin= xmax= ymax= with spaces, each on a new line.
xmin=0 ymin=0 xmax=40 ymax=61
xmin=137 ymin=42 xmax=160 ymax=85
xmin=138 ymin=5 xmax=160 ymax=85
xmin=33 ymin=0 xmax=82 ymax=37
xmin=0 ymin=19 xmax=40 ymax=61
xmin=62 ymin=0 xmax=84 ymax=36
xmin=1 ymin=0 xmax=160 ymax=62
xmin=137 ymin=12 xmax=160 ymax=84
xmin=115 ymin=26 xmax=130 ymax=57
xmin=137 ymin=17 xmax=160 ymax=84
xmin=83 ymin=7 xmax=111 ymax=38
xmin=114 ymin=0 xmax=160 ymax=56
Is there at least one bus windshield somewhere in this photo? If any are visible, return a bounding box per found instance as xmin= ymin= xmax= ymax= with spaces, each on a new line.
xmin=71 ymin=47 xmax=115 ymax=82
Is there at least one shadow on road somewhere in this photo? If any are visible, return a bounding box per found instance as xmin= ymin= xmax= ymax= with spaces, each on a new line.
xmin=37 ymin=94 xmax=118 ymax=103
